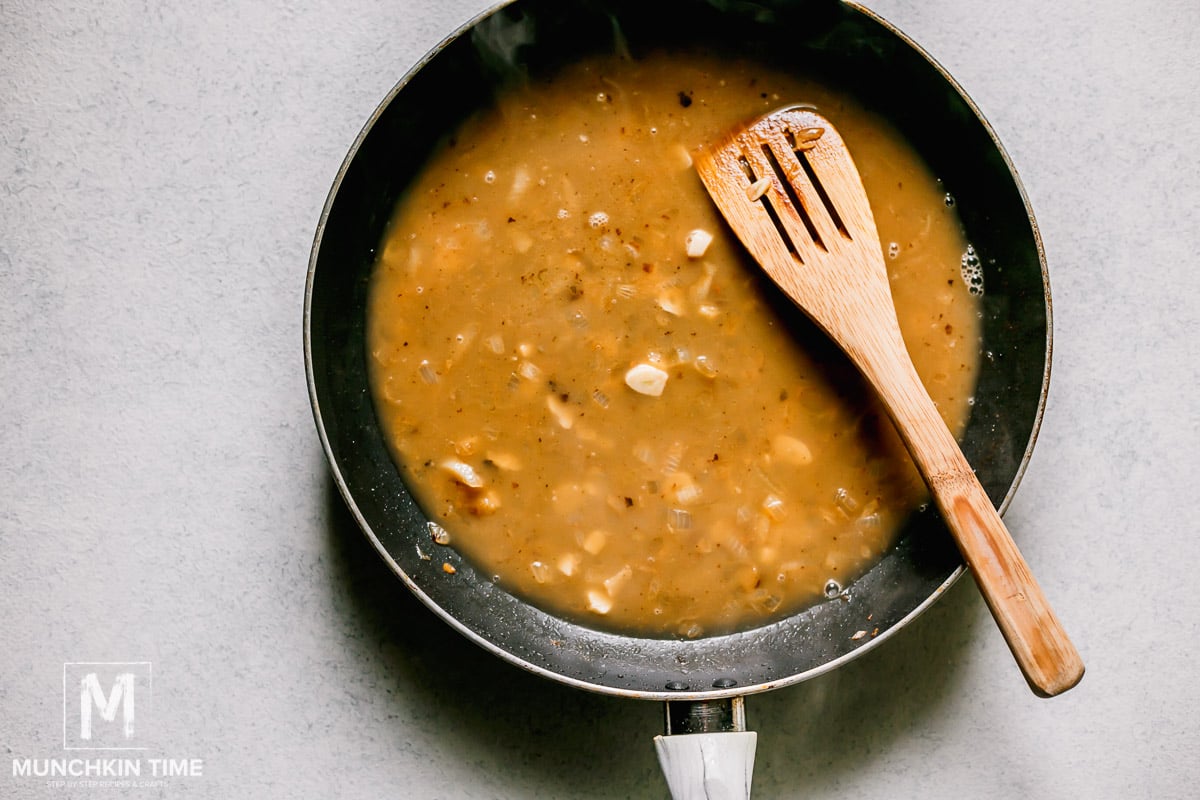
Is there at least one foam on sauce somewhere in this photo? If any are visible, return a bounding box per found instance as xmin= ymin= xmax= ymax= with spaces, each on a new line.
xmin=367 ymin=52 xmax=981 ymax=638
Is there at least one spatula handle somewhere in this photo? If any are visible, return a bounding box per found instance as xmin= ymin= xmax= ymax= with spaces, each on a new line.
xmin=860 ymin=338 xmax=1084 ymax=697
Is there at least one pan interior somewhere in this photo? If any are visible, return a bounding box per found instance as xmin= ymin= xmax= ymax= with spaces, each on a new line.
xmin=305 ymin=0 xmax=1049 ymax=699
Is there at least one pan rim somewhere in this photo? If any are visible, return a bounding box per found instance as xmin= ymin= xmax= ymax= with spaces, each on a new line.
xmin=303 ymin=0 xmax=1053 ymax=702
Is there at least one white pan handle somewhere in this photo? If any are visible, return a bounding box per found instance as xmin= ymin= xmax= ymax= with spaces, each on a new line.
xmin=654 ymin=698 xmax=757 ymax=799
xmin=654 ymin=731 xmax=758 ymax=800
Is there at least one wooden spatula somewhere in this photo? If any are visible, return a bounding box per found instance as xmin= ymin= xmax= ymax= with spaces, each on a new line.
xmin=694 ymin=105 xmax=1083 ymax=697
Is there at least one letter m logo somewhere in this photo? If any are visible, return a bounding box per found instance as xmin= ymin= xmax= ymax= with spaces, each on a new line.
xmin=80 ymin=672 xmax=135 ymax=740
xmin=63 ymin=662 xmax=152 ymax=750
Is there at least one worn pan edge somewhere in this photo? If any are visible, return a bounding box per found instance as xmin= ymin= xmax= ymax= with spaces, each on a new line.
xmin=303 ymin=0 xmax=1053 ymax=702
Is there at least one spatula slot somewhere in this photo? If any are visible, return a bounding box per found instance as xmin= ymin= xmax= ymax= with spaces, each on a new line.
xmin=762 ymin=143 xmax=826 ymax=253
xmin=734 ymin=154 xmax=758 ymax=186
xmin=795 ymin=149 xmax=850 ymax=242
xmin=736 ymin=154 xmax=802 ymax=262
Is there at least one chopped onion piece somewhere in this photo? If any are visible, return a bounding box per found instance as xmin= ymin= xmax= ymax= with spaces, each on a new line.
xmin=470 ymin=490 xmax=501 ymax=515
xmin=667 ymin=508 xmax=693 ymax=531
xmin=693 ymin=355 xmax=718 ymax=378
xmin=667 ymin=472 xmax=701 ymax=505
xmin=672 ymin=143 xmax=693 ymax=170
xmin=736 ymin=564 xmax=760 ymax=592
xmin=727 ymin=537 xmax=750 ymax=560
xmin=587 ymin=589 xmax=613 ymax=614
xmin=762 ymin=494 xmax=787 ymax=521
xmin=582 ymin=529 xmax=608 ymax=555
xmin=690 ymin=264 xmax=715 ymax=300
xmin=655 ymin=287 xmax=686 ymax=316
xmin=546 ymin=393 xmax=575 ymax=429
xmin=518 ymin=360 xmax=542 ymax=381
xmin=558 ymin=553 xmax=580 ymax=577
xmin=418 ymin=360 xmax=438 ymax=384
xmin=509 ymin=165 xmax=531 ymax=200
xmin=773 ymin=434 xmax=813 ymax=465
xmin=835 ymin=487 xmax=859 ymax=515
xmin=603 ymin=565 xmax=632 ymax=595
xmin=510 ymin=229 xmax=533 ymax=253
xmin=441 ymin=459 xmax=484 ymax=488
xmin=753 ymin=590 xmax=783 ymax=613
xmin=685 ymin=229 xmax=713 ymax=258
xmin=662 ymin=441 xmax=685 ymax=474
xmin=856 ymin=513 xmax=881 ymax=532
xmin=573 ymin=423 xmax=602 ymax=443
xmin=795 ymin=126 xmax=825 ymax=147
xmin=675 ymin=482 xmax=703 ymax=505
xmin=382 ymin=375 xmax=405 ymax=403
xmin=624 ymin=363 xmax=669 ymax=396
xmin=486 ymin=451 xmax=522 ymax=471
xmin=746 ymin=177 xmax=772 ymax=202
xmin=427 ymin=521 xmax=451 ymax=545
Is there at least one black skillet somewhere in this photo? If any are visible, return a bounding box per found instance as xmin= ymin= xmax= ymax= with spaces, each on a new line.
xmin=304 ymin=0 xmax=1051 ymax=786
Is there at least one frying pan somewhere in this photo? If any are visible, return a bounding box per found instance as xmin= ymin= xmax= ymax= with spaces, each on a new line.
xmin=304 ymin=0 xmax=1051 ymax=793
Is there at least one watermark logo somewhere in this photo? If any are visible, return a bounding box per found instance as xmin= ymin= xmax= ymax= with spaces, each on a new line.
xmin=63 ymin=662 xmax=152 ymax=750
xmin=11 ymin=661 xmax=203 ymax=791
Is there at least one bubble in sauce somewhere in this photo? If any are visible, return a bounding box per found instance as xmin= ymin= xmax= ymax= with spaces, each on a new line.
xmin=945 ymin=193 xmax=956 ymax=207
xmin=588 ymin=211 xmax=609 ymax=228
xmin=960 ymin=244 xmax=985 ymax=296
xmin=887 ymin=241 xmax=900 ymax=259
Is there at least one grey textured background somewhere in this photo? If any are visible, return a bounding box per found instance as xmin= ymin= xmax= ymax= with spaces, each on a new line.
xmin=2 ymin=0 xmax=1197 ymax=797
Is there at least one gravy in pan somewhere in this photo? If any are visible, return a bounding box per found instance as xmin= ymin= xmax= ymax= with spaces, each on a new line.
xmin=366 ymin=52 xmax=981 ymax=638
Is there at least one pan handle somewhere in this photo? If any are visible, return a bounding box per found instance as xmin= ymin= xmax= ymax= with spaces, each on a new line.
xmin=653 ymin=698 xmax=757 ymax=800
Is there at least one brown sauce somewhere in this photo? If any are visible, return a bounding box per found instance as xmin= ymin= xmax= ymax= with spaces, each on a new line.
xmin=366 ymin=52 xmax=981 ymax=638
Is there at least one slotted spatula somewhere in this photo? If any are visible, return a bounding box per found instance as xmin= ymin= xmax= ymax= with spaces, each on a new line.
xmin=694 ymin=105 xmax=1083 ymax=697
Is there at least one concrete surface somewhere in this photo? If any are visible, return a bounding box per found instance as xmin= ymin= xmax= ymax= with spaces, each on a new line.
xmin=2 ymin=0 xmax=1197 ymax=797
